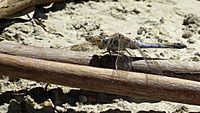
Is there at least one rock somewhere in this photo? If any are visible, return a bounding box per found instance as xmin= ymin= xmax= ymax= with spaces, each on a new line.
xmin=147 ymin=4 xmax=152 ymax=7
xmin=195 ymin=52 xmax=200 ymax=57
xmin=137 ymin=27 xmax=147 ymax=35
xmin=192 ymin=56 xmax=200 ymax=62
xmin=183 ymin=14 xmax=200 ymax=26
xmin=198 ymin=30 xmax=200 ymax=34
xmin=132 ymin=8 xmax=141 ymax=14
xmin=160 ymin=52 xmax=165 ymax=57
xmin=182 ymin=31 xmax=193 ymax=38
xmin=187 ymin=38 xmax=195 ymax=44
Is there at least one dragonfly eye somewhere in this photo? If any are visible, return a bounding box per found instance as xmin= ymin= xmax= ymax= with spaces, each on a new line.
xmin=102 ymin=37 xmax=109 ymax=44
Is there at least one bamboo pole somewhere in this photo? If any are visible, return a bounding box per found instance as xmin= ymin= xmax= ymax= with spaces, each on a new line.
xmin=0 ymin=42 xmax=200 ymax=81
xmin=0 ymin=0 xmax=66 ymax=18
xmin=0 ymin=53 xmax=200 ymax=105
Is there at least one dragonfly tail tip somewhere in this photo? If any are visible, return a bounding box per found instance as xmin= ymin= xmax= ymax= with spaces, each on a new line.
xmin=173 ymin=43 xmax=187 ymax=49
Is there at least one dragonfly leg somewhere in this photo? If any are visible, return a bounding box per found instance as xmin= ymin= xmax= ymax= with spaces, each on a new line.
xmin=108 ymin=51 xmax=112 ymax=56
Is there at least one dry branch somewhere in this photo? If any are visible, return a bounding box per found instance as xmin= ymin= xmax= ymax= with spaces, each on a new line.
xmin=0 ymin=42 xmax=200 ymax=81
xmin=0 ymin=0 xmax=65 ymax=18
xmin=0 ymin=53 xmax=200 ymax=105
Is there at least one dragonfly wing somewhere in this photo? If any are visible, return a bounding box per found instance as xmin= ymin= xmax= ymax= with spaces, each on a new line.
xmin=112 ymin=36 xmax=131 ymax=77
xmin=133 ymin=44 xmax=164 ymax=76
xmin=112 ymin=36 xmax=164 ymax=79
xmin=112 ymin=54 xmax=132 ymax=78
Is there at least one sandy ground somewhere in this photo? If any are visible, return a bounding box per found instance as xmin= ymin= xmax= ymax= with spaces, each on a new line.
xmin=1 ymin=0 xmax=200 ymax=113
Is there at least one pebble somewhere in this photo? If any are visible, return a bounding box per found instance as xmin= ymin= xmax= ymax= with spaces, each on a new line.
xmin=132 ymin=8 xmax=141 ymax=14
xmin=78 ymin=95 xmax=88 ymax=103
xmin=42 ymin=100 xmax=54 ymax=107
xmin=183 ymin=14 xmax=200 ymax=26
xmin=187 ymin=38 xmax=195 ymax=44
xmin=135 ymin=36 xmax=141 ymax=40
xmin=137 ymin=27 xmax=147 ymax=35
xmin=147 ymin=4 xmax=152 ymax=7
xmin=160 ymin=52 xmax=165 ymax=57
xmin=192 ymin=57 xmax=200 ymax=62
xmin=182 ymin=31 xmax=193 ymax=38
xmin=195 ymin=52 xmax=200 ymax=57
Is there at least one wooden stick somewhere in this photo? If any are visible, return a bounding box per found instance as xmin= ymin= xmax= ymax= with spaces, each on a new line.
xmin=0 ymin=53 xmax=200 ymax=105
xmin=0 ymin=0 xmax=65 ymax=18
xmin=0 ymin=42 xmax=200 ymax=81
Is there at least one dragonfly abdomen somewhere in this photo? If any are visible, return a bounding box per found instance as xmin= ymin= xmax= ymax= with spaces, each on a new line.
xmin=132 ymin=41 xmax=187 ymax=49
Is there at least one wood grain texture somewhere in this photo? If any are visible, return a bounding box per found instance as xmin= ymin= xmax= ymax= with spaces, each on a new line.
xmin=0 ymin=53 xmax=200 ymax=105
xmin=0 ymin=42 xmax=200 ymax=81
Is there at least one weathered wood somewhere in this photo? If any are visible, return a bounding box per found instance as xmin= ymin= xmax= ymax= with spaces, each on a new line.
xmin=0 ymin=0 xmax=66 ymax=18
xmin=0 ymin=42 xmax=200 ymax=81
xmin=130 ymin=60 xmax=200 ymax=81
xmin=0 ymin=42 xmax=92 ymax=65
xmin=0 ymin=53 xmax=200 ymax=105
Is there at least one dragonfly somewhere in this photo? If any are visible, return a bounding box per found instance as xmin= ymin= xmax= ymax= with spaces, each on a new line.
xmin=78 ymin=32 xmax=187 ymax=76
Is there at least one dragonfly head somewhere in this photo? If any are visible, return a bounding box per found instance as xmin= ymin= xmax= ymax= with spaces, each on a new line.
xmin=84 ymin=32 xmax=110 ymax=49
xmin=96 ymin=33 xmax=110 ymax=49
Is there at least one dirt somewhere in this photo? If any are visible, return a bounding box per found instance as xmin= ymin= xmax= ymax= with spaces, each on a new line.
xmin=0 ymin=0 xmax=200 ymax=113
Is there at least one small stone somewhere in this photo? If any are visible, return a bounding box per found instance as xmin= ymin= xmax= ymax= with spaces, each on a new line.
xmin=158 ymin=38 xmax=164 ymax=43
xmin=146 ymin=35 xmax=151 ymax=39
xmin=132 ymin=8 xmax=141 ymax=14
xmin=78 ymin=95 xmax=88 ymax=103
xmin=192 ymin=57 xmax=200 ymax=62
xmin=160 ymin=17 xmax=165 ymax=23
xmin=147 ymin=4 xmax=152 ymax=7
xmin=183 ymin=14 xmax=200 ymax=26
xmin=146 ymin=32 xmax=154 ymax=39
xmin=195 ymin=52 xmax=200 ymax=57
xmin=187 ymin=38 xmax=195 ymax=44
xmin=182 ymin=31 xmax=193 ymax=38
xmin=137 ymin=27 xmax=147 ymax=35
xmin=185 ymin=24 xmax=198 ymax=33
xmin=160 ymin=52 xmax=165 ymax=57
xmin=135 ymin=36 xmax=141 ymax=40
xmin=42 ymin=100 xmax=53 ymax=107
